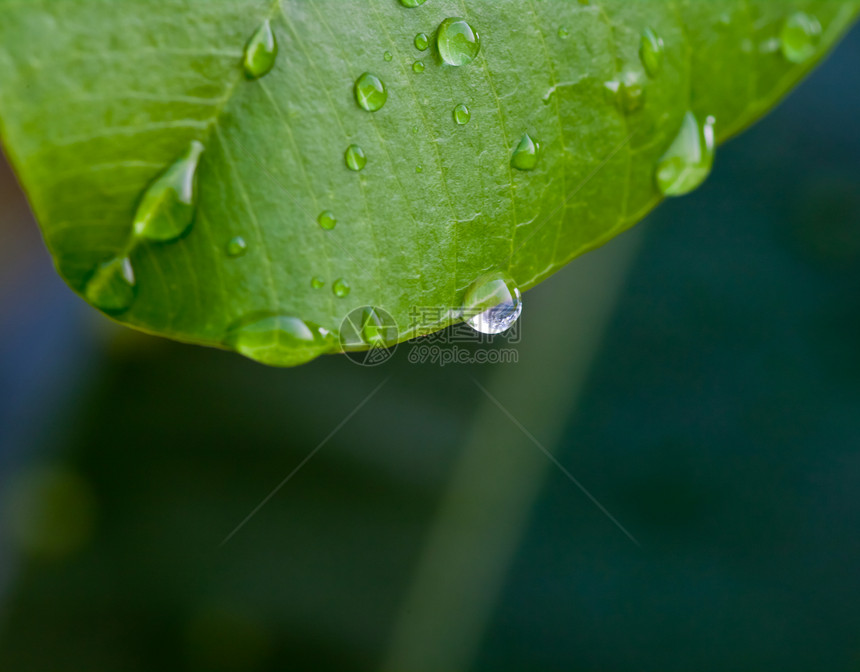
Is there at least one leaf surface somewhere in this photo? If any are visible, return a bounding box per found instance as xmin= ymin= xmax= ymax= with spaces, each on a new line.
xmin=0 ymin=0 xmax=856 ymax=365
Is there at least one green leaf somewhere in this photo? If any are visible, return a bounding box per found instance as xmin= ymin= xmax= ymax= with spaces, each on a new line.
xmin=0 ymin=0 xmax=857 ymax=366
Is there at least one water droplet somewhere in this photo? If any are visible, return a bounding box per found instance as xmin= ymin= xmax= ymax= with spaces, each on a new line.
xmin=345 ymin=144 xmax=367 ymax=172
xmin=415 ymin=165 xmax=423 ymax=173
xmin=383 ymin=50 xmax=393 ymax=62
xmin=354 ymin=72 xmax=387 ymax=112
xmin=511 ymin=133 xmax=540 ymax=171
xmin=453 ymin=103 xmax=471 ymax=125
xmin=412 ymin=60 xmax=425 ymax=73
xmin=436 ymin=17 xmax=481 ymax=66
xmin=414 ymin=33 xmax=429 ymax=51
xmin=226 ymin=236 xmax=247 ymax=257
xmin=132 ymin=141 xmax=204 ymax=242
xmin=780 ymin=12 xmax=821 ymax=64
xmin=333 ymin=278 xmax=351 ymax=298
xmin=604 ymin=75 xmax=645 ymax=115
xmin=557 ymin=27 xmax=569 ymax=39
xmin=399 ymin=0 xmax=428 ymax=6
xmin=243 ymin=19 xmax=278 ymax=80
xmin=639 ymin=28 xmax=664 ymax=77
xmin=226 ymin=314 xmax=336 ymax=367
xmin=317 ymin=210 xmax=337 ymax=230
xmin=83 ymin=256 xmax=136 ymax=314
xmin=462 ymin=271 xmax=522 ymax=335
xmin=656 ymin=111 xmax=716 ymax=197
xmin=311 ymin=276 xmax=325 ymax=289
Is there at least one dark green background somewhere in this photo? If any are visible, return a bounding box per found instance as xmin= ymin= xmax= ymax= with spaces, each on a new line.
xmin=1 ymin=22 xmax=859 ymax=672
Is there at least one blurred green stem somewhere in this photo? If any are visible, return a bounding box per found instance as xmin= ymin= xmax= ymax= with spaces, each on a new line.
xmin=383 ymin=230 xmax=643 ymax=671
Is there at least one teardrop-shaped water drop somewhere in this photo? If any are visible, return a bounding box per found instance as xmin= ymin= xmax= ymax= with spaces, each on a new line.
xmin=436 ymin=18 xmax=481 ymax=66
xmin=780 ymin=12 xmax=821 ymax=63
xmin=243 ymin=19 xmax=278 ymax=80
xmin=83 ymin=256 xmax=136 ymax=314
xmin=399 ymin=0 xmax=427 ymax=6
xmin=317 ymin=210 xmax=337 ymax=230
xmin=354 ymin=72 xmax=387 ymax=112
xmin=414 ymin=33 xmax=430 ymax=51
xmin=344 ymin=144 xmax=367 ymax=172
xmin=132 ymin=141 xmax=204 ymax=242
xmin=655 ymin=112 xmax=716 ymax=197
xmin=226 ymin=314 xmax=336 ymax=367
xmin=511 ymin=133 xmax=540 ymax=171
xmin=639 ymin=28 xmax=665 ymax=77
xmin=462 ymin=271 xmax=522 ymax=335
xmin=412 ymin=60 xmax=425 ymax=73
xmin=226 ymin=236 xmax=247 ymax=258
xmin=453 ymin=103 xmax=471 ymax=125
xmin=333 ymin=278 xmax=351 ymax=298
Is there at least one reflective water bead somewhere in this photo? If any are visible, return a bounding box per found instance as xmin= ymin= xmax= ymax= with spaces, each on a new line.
xmin=243 ymin=19 xmax=278 ymax=79
xmin=436 ymin=18 xmax=481 ymax=66
xmin=462 ymin=271 xmax=522 ymax=335
xmin=354 ymin=72 xmax=387 ymax=112
xmin=655 ymin=112 xmax=716 ymax=197
xmin=345 ymin=144 xmax=367 ymax=171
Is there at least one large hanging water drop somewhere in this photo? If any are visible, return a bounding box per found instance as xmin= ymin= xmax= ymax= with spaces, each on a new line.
xmin=243 ymin=19 xmax=278 ymax=79
xmin=132 ymin=141 xmax=204 ymax=242
xmin=655 ymin=112 xmax=716 ymax=197
xmin=225 ymin=314 xmax=336 ymax=367
xmin=436 ymin=18 xmax=481 ymax=66
xmin=511 ymin=134 xmax=540 ymax=171
xmin=462 ymin=271 xmax=522 ymax=335
xmin=354 ymin=72 xmax=387 ymax=112
xmin=780 ymin=12 xmax=821 ymax=63
xmin=344 ymin=144 xmax=367 ymax=171
xmin=83 ymin=256 xmax=136 ymax=314
xmin=639 ymin=28 xmax=665 ymax=77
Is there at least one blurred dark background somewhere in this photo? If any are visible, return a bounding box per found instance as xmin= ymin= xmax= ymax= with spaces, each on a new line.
xmin=2 ymin=24 xmax=860 ymax=672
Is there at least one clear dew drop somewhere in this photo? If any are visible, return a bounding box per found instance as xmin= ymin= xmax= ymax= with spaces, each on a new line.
xmin=226 ymin=236 xmax=248 ymax=257
xmin=604 ymin=74 xmax=645 ymax=115
xmin=655 ymin=111 xmax=716 ymax=197
xmin=317 ymin=210 xmax=337 ymax=230
xmin=558 ymin=27 xmax=569 ymax=39
xmin=511 ymin=133 xmax=540 ymax=171
xmin=414 ymin=33 xmax=430 ymax=51
xmin=83 ymin=256 xmax=136 ymax=314
xmin=354 ymin=72 xmax=387 ymax=112
xmin=415 ymin=165 xmax=423 ymax=173
xmin=639 ymin=27 xmax=665 ymax=77
xmin=243 ymin=19 xmax=278 ymax=80
xmin=345 ymin=144 xmax=367 ymax=171
xmin=436 ymin=17 xmax=481 ymax=66
xmin=311 ymin=276 xmax=325 ymax=289
xmin=383 ymin=50 xmax=393 ymax=62
xmin=225 ymin=314 xmax=336 ymax=367
xmin=453 ymin=103 xmax=471 ymax=125
xmin=780 ymin=12 xmax=821 ymax=64
xmin=332 ymin=278 xmax=351 ymax=298
xmin=132 ymin=141 xmax=204 ymax=242
xmin=462 ymin=271 xmax=523 ymax=335
xmin=412 ymin=60 xmax=425 ymax=73
xmin=399 ymin=0 xmax=428 ymax=6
